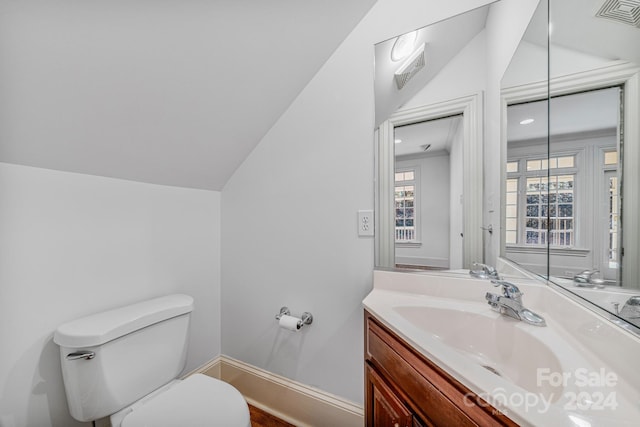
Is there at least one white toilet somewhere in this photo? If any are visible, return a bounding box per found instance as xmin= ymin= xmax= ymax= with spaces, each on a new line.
xmin=53 ymin=294 xmax=251 ymax=427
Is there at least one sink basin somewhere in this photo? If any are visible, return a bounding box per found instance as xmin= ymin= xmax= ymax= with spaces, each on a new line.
xmin=393 ymin=305 xmax=563 ymax=402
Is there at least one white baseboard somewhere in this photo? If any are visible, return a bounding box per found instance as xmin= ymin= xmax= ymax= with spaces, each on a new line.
xmin=196 ymin=356 xmax=364 ymax=427
xmin=395 ymin=255 xmax=449 ymax=268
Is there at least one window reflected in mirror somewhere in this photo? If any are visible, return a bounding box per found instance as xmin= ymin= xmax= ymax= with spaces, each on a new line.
xmin=505 ymin=86 xmax=622 ymax=284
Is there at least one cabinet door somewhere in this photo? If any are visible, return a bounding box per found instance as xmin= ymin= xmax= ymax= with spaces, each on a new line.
xmin=366 ymin=364 xmax=413 ymax=427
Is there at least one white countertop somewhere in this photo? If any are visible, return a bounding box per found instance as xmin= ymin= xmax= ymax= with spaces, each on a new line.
xmin=364 ymin=270 xmax=640 ymax=427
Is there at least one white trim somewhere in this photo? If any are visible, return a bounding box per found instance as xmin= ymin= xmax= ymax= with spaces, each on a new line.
xmin=506 ymin=245 xmax=590 ymax=257
xmin=376 ymin=92 xmax=484 ymax=269
xmin=395 ymin=255 xmax=449 ymax=268
xmin=195 ymin=356 xmax=364 ymax=427
xmin=396 ymin=241 xmax=422 ymax=248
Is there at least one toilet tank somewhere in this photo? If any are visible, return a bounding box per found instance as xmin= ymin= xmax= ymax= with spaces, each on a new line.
xmin=53 ymin=294 xmax=194 ymax=422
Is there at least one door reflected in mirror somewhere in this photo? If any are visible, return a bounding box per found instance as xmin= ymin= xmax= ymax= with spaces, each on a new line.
xmin=394 ymin=115 xmax=464 ymax=270
xmin=373 ymin=3 xmax=500 ymax=270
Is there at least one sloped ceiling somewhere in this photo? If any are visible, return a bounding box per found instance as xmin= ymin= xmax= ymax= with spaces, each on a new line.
xmin=0 ymin=0 xmax=376 ymax=190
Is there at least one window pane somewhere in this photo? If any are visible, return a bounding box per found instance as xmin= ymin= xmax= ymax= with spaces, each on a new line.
xmin=505 ymin=178 xmax=518 ymax=244
xmin=604 ymin=151 xmax=618 ymax=165
xmin=558 ymin=156 xmax=575 ymax=168
xmin=526 ymin=231 xmax=539 ymax=244
xmin=395 ymin=169 xmax=418 ymax=242
xmin=541 ymin=159 xmax=549 ymax=170
xmin=527 ymin=160 xmax=541 ymax=171
xmin=548 ymin=158 xmax=557 ymax=169
xmin=506 ymin=162 xmax=519 ymax=173
xmin=526 ymin=194 xmax=539 ymax=204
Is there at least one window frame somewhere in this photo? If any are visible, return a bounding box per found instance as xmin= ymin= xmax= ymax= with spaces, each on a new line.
xmin=394 ymin=166 xmax=420 ymax=245
xmin=506 ymin=149 xmax=581 ymax=249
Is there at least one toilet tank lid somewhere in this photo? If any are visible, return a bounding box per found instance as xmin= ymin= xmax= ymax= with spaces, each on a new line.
xmin=54 ymin=294 xmax=194 ymax=348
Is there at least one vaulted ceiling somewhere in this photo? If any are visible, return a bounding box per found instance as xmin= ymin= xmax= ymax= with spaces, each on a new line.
xmin=0 ymin=0 xmax=376 ymax=190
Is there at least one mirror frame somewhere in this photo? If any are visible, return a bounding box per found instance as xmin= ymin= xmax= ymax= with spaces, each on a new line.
xmin=376 ymin=93 xmax=484 ymax=269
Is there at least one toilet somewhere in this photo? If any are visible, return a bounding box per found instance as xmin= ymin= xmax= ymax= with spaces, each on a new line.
xmin=53 ymin=294 xmax=250 ymax=426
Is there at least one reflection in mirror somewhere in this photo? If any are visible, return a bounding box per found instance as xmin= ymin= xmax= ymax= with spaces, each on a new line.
xmin=373 ymin=4 xmax=500 ymax=270
xmin=394 ymin=115 xmax=464 ymax=270
xmin=505 ymin=88 xmax=621 ymax=282
xmin=501 ymin=0 xmax=640 ymax=327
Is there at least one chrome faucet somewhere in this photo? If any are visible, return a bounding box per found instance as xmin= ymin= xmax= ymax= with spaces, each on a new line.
xmin=573 ymin=269 xmax=604 ymax=287
xmin=485 ymin=280 xmax=547 ymax=326
xmin=469 ymin=262 xmax=501 ymax=281
xmin=618 ymin=296 xmax=640 ymax=327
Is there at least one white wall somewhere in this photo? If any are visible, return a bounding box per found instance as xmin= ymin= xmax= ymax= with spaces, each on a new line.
xmin=0 ymin=163 xmax=221 ymax=427
xmin=404 ymin=30 xmax=488 ymax=109
xmin=395 ymin=154 xmax=451 ymax=267
xmin=221 ymin=0 xmax=496 ymax=406
xmin=484 ymin=0 xmax=541 ymax=265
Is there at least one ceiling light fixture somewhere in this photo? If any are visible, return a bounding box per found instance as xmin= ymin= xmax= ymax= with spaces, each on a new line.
xmin=391 ymin=31 xmax=418 ymax=61
xmin=520 ymin=118 xmax=535 ymax=125
xmin=395 ymin=138 xmax=402 ymax=144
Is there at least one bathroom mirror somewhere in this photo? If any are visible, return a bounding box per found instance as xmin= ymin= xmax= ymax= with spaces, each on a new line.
xmin=501 ymin=0 xmax=640 ymax=316
xmin=374 ymin=4 xmax=493 ymax=270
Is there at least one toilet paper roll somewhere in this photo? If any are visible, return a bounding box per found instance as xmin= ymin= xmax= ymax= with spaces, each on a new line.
xmin=279 ymin=314 xmax=301 ymax=331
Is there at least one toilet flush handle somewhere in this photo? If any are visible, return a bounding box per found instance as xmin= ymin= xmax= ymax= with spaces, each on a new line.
xmin=66 ymin=351 xmax=95 ymax=361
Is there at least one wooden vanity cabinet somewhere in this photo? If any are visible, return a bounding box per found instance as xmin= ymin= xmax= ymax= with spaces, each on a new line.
xmin=364 ymin=310 xmax=518 ymax=427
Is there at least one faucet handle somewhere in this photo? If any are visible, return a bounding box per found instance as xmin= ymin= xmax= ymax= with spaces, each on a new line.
xmin=491 ymin=280 xmax=523 ymax=300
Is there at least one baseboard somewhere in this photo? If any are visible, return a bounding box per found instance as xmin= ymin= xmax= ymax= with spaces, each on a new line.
xmin=395 ymin=255 xmax=449 ymax=268
xmin=196 ymin=356 xmax=364 ymax=427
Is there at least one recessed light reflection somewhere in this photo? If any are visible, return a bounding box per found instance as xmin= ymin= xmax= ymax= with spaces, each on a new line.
xmin=520 ymin=118 xmax=535 ymax=125
xmin=391 ymin=31 xmax=418 ymax=61
xmin=395 ymin=138 xmax=402 ymax=144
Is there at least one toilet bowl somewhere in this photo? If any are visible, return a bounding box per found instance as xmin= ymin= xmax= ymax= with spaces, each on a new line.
xmin=53 ymin=294 xmax=250 ymax=426
xmin=113 ymin=374 xmax=250 ymax=427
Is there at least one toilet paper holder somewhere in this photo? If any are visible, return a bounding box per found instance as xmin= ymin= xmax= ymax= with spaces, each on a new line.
xmin=275 ymin=307 xmax=313 ymax=329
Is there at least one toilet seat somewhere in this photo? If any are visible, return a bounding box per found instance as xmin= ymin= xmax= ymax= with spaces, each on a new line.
xmin=120 ymin=374 xmax=251 ymax=427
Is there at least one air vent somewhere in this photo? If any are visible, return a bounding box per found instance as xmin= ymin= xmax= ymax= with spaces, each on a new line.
xmin=394 ymin=43 xmax=426 ymax=90
xmin=595 ymin=0 xmax=640 ymax=28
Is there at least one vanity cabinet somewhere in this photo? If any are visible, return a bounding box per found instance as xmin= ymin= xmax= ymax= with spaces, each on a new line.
xmin=364 ymin=311 xmax=517 ymax=427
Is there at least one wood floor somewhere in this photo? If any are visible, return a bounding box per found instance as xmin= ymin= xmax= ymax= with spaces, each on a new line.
xmin=249 ymin=405 xmax=296 ymax=427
